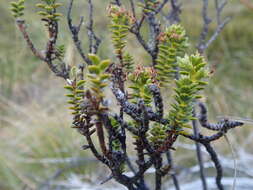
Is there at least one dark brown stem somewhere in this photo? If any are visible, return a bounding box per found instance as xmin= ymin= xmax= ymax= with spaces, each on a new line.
xmin=16 ymin=19 xmax=45 ymax=61
xmin=155 ymin=155 xmax=163 ymax=190
xmin=95 ymin=120 xmax=108 ymax=156
xmin=202 ymin=142 xmax=224 ymax=190
xmin=192 ymin=108 xmax=207 ymax=190
xmin=67 ymin=0 xmax=91 ymax=65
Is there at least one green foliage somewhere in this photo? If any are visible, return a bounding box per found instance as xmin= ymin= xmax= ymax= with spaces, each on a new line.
xmin=108 ymin=5 xmax=133 ymax=57
xmin=128 ymin=66 xmax=156 ymax=106
xmin=155 ymin=24 xmax=189 ymax=86
xmin=148 ymin=123 xmax=168 ymax=148
xmin=169 ymin=53 xmax=209 ymax=131
xmin=87 ymin=54 xmax=111 ymax=99
xmin=10 ymin=0 xmax=25 ymax=18
xmin=122 ymin=53 xmax=134 ymax=74
xmin=110 ymin=117 xmax=122 ymax=151
xmin=56 ymin=44 xmax=65 ymax=59
xmin=36 ymin=0 xmax=63 ymax=21
xmin=138 ymin=0 xmax=160 ymax=14
xmin=64 ymin=54 xmax=110 ymax=116
xmin=64 ymin=67 xmax=85 ymax=115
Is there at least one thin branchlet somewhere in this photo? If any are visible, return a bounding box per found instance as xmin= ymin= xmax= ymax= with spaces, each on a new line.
xmin=203 ymin=142 xmax=224 ymax=190
xmin=198 ymin=0 xmax=231 ymax=53
xmin=192 ymin=108 xmax=208 ymax=190
xmin=87 ymin=0 xmax=101 ymax=54
xmin=198 ymin=102 xmax=243 ymax=131
xmin=67 ymin=0 xmax=91 ymax=65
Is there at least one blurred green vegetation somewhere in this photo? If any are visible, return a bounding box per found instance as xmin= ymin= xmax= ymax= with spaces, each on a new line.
xmin=0 ymin=0 xmax=253 ymax=189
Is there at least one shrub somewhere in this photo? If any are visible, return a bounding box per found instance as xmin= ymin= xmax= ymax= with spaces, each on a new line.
xmin=10 ymin=0 xmax=244 ymax=189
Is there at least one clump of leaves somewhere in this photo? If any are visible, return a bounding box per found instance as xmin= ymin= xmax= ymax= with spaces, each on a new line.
xmin=10 ymin=0 xmax=25 ymax=18
xmin=156 ymin=24 xmax=189 ymax=85
xmin=149 ymin=123 xmax=168 ymax=148
xmin=64 ymin=67 xmax=85 ymax=116
xmin=108 ymin=5 xmax=134 ymax=58
xmin=138 ymin=0 xmax=160 ymax=14
xmin=87 ymin=54 xmax=111 ymax=99
xmin=128 ymin=65 xmax=157 ymax=106
xmin=36 ymin=0 xmax=63 ymax=21
xmin=169 ymin=53 xmax=209 ymax=131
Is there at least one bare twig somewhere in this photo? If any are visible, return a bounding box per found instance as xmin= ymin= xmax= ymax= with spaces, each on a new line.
xmin=154 ymin=0 xmax=169 ymax=15
xmin=192 ymin=108 xmax=208 ymax=190
xmin=16 ymin=19 xmax=45 ymax=61
xmin=166 ymin=151 xmax=180 ymax=190
xmin=129 ymin=0 xmax=136 ymax=18
xmin=87 ymin=0 xmax=101 ymax=54
xmin=203 ymin=142 xmax=224 ymax=190
xmin=198 ymin=0 xmax=212 ymax=54
xmin=67 ymin=0 xmax=91 ymax=64
xmin=198 ymin=0 xmax=231 ymax=54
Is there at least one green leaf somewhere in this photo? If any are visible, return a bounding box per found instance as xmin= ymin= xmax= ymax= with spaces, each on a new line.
xmin=88 ymin=65 xmax=100 ymax=74
xmin=65 ymin=94 xmax=75 ymax=98
xmin=99 ymin=60 xmax=111 ymax=71
xmin=88 ymin=54 xmax=100 ymax=65
xmin=67 ymin=100 xmax=75 ymax=104
xmin=100 ymin=74 xmax=110 ymax=81
xmin=64 ymin=85 xmax=74 ymax=91
xmin=77 ymin=80 xmax=85 ymax=87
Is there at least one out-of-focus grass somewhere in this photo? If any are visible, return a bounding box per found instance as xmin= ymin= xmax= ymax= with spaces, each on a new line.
xmin=0 ymin=85 xmax=93 ymax=189
xmin=0 ymin=0 xmax=253 ymax=189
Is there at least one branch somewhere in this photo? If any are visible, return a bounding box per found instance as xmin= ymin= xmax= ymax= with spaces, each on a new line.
xmin=166 ymin=151 xmax=180 ymax=190
xmin=198 ymin=102 xmax=244 ymax=131
xmin=198 ymin=0 xmax=212 ymax=54
xmin=16 ymin=19 xmax=69 ymax=79
xmin=129 ymin=0 xmax=136 ymax=18
xmin=202 ymin=142 xmax=224 ymax=190
xmin=16 ymin=19 xmax=45 ymax=61
xmin=113 ymin=0 xmax=121 ymax=6
xmin=146 ymin=14 xmax=161 ymax=65
xmin=154 ymin=155 xmax=163 ymax=190
xmin=131 ymin=159 xmax=153 ymax=184
xmin=67 ymin=0 xmax=91 ymax=65
xmin=192 ymin=108 xmax=208 ymax=190
xmin=182 ymin=103 xmax=243 ymax=143
xmin=204 ymin=17 xmax=231 ymax=49
xmin=129 ymin=16 xmax=154 ymax=60
xmin=149 ymin=84 xmax=164 ymax=118
xmin=113 ymin=114 xmax=138 ymax=135
xmin=87 ymin=0 xmax=101 ymax=54
xmin=154 ymin=0 xmax=169 ymax=15
xmin=198 ymin=0 xmax=231 ymax=54
xmin=111 ymin=87 xmax=168 ymax=124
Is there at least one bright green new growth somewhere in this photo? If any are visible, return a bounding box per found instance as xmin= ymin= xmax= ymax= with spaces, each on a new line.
xmin=169 ymin=53 xmax=209 ymax=131
xmin=128 ymin=66 xmax=155 ymax=106
xmin=108 ymin=5 xmax=133 ymax=58
xmin=36 ymin=0 xmax=63 ymax=21
xmin=87 ymin=54 xmax=111 ymax=99
xmin=64 ymin=67 xmax=85 ymax=115
xmin=156 ymin=24 xmax=188 ymax=86
xmin=10 ymin=0 xmax=25 ymax=18
xmin=64 ymin=54 xmax=110 ymax=115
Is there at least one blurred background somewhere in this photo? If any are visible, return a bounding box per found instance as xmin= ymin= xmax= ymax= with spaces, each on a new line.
xmin=1 ymin=0 xmax=253 ymax=189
